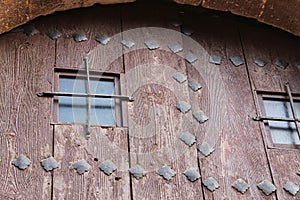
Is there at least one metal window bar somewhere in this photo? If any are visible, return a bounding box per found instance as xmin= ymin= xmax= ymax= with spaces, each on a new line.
xmin=253 ymin=82 xmax=300 ymax=141
xmin=84 ymin=58 xmax=92 ymax=138
xmin=37 ymin=59 xmax=134 ymax=139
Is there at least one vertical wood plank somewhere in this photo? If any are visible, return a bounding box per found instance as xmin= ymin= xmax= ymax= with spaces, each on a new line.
xmin=53 ymin=125 xmax=130 ymax=200
xmin=122 ymin=2 xmax=204 ymax=199
xmin=0 ymin=18 xmax=54 ymax=199
xmin=240 ymin=21 xmax=300 ymax=93
xmin=56 ymin=5 xmax=124 ymax=73
xmin=181 ymin=8 xmax=276 ymax=199
xmin=241 ymin=18 xmax=300 ymax=200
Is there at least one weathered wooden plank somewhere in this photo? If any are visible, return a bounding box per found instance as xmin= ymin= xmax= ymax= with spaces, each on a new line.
xmin=0 ymin=18 xmax=54 ymax=199
xmin=53 ymin=125 xmax=130 ymax=200
xmin=181 ymin=9 xmax=276 ymax=199
xmin=241 ymin=18 xmax=300 ymax=200
xmin=240 ymin=20 xmax=300 ymax=93
xmin=122 ymin=2 xmax=204 ymax=199
xmin=268 ymin=150 xmax=300 ymax=200
xmin=56 ymin=5 xmax=124 ymax=73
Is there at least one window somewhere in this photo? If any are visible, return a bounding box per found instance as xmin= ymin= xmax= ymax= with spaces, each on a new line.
xmin=58 ymin=74 xmax=116 ymax=125
xmin=255 ymin=84 xmax=300 ymax=148
xmin=49 ymin=68 xmax=125 ymax=127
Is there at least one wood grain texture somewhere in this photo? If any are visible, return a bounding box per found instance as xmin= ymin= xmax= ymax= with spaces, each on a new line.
xmin=268 ymin=149 xmax=300 ymax=200
xmin=0 ymin=18 xmax=54 ymax=199
xmin=241 ymin=18 xmax=300 ymax=200
xmin=56 ymin=5 xmax=124 ymax=73
xmin=122 ymin=2 xmax=204 ymax=199
xmin=181 ymin=8 xmax=276 ymax=199
xmin=53 ymin=125 xmax=130 ymax=200
xmin=240 ymin=20 xmax=300 ymax=93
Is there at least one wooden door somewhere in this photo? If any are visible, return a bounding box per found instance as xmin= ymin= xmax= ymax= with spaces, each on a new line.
xmin=1 ymin=1 xmax=300 ymax=200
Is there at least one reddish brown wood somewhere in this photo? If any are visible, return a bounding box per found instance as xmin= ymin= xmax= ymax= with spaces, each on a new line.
xmin=241 ymin=17 xmax=300 ymax=200
xmin=240 ymin=20 xmax=300 ymax=93
xmin=55 ymin=5 xmax=124 ymax=73
xmin=53 ymin=125 xmax=130 ymax=199
xmin=0 ymin=18 xmax=54 ymax=199
xmin=122 ymin=2 xmax=204 ymax=199
xmin=181 ymin=8 xmax=276 ymax=199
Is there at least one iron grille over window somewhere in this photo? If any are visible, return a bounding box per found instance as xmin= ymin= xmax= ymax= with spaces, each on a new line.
xmin=254 ymin=83 xmax=300 ymax=147
xmin=37 ymin=59 xmax=133 ymax=138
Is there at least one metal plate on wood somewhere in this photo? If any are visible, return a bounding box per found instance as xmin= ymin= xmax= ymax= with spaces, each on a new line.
xmin=72 ymin=33 xmax=88 ymax=42
xmin=193 ymin=111 xmax=209 ymax=123
xmin=12 ymin=154 xmax=31 ymax=170
xmin=257 ymin=180 xmax=276 ymax=195
xmin=209 ymin=54 xmax=222 ymax=65
xmin=275 ymin=59 xmax=289 ymax=69
xmin=144 ymin=40 xmax=160 ymax=50
xmin=188 ymin=80 xmax=202 ymax=92
xmin=179 ymin=131 xmax=196 ymax=146
xmin=170 ymin=20 xmax=182 ymax=27
xmin=283 ymin=181 xmax=299 ymax=196
xmin=230 ymin=55 xmax=244 ymax=67
xmin=185 ymin=52 xmax=198 ymax=64
xmin=157 ymin=165 xmax=176 ymax=181
xmin=296 ymin=61 xmax=300 ymax=69
xmin=182 ymin=27 xmax=194 ymax=36
xmin=121 ymin=39 xmax=135 ymax=48
xmin=173 ymin=72 xmax=187 ymax=83
xmin=24 ymin=26 xmax=39 ymax=37
xmin=41 ymin=157 xmax=59 ymax=172
xmin=168 ymin=43 xmax=183 ymax=53
xmin=176 ymin=101 xmax=191 ymax=114
xmin=203 ymin=177 xmax=220 ymax=192
xmin=47 ymin=29 xmax=62 ymax=40
xmin=95 ymin=33 xmax=110 ymax=45
xmin=72 ymin=159 xmax=91 ymax=175
xmin=254 ymin=58 xmax=267 ymax=67
xmin=183 ymin=168 xmax=201 ymax=182
xmin=197 ymin=142 xmax=214 ymax=157
xmin=232 ymin=178 xmax=250 ymax=194
xmin=129 ymin=165 xmax=147 ymax=180
xmin=99 ymin=160 xmax=117 ymax=175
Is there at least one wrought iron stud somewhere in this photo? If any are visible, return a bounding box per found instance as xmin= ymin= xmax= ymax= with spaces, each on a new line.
xmin=257 ymin=180 xmax=276 ymax=195
xmin=95 ymin=33 xmax=110 ymax=45
xmin=197 ymin=142 xmax=214 ymax=157
xmin=41 ymin=156 xmax=59 ymax=172
xmin=209 ymin=54 xmax=222 ymax=65
xmin=99 ymin=160 xmax=117 ymax=176
xmin=179 ymin=131 xmax=196 ymax=146
xmin=230 ymin=55 xmax=244 ymax=67
xmin=129 ymin=165 xmax=147 ymax=180
xmin=157 ymin=165 xmax=176 ymax=181
xmin=183 ymin=168 xmax=200 ymax=182
xmin=72 ymin=159 xmax=91 ymax=175
xmin=283 ymin=181 xmax=299 ymax=196
xmin=232 ymin=178 xmax=250 ymax=194
xmin=173 ymin=72 xmax=187 ymax=83
xmin=12 ymin=154 xmax=31 ymax=170
xmin=203 ymin=177 xmax=220 ymax=192
xmin=121 ymin=39 xmax=135 ymax=48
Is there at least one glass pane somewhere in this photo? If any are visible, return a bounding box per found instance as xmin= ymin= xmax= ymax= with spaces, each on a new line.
xmin=58 ymin=76 xmax=116 ymax=125
xmin=263 ymin=99 xmax=300 ymax=145
xmin=263 ymin=100 xmax=292 ymax=118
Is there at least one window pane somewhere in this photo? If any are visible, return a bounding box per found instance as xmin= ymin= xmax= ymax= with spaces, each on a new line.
xmin=58 ymin=76 xmax=116 ymax=125
xmin=263 ymin=99 xmax=300 ymax=145
xmin=263 ymin=100 xmax=292 ymax=118
xmin=267 ymin=121 xmax=300 ymax=145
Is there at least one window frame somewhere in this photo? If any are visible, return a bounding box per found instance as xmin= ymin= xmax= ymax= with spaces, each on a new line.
xmin=51 ymin=68 xmax=124 ymax=127
xmin=256 ymin=90 xmax=300 ymax=150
